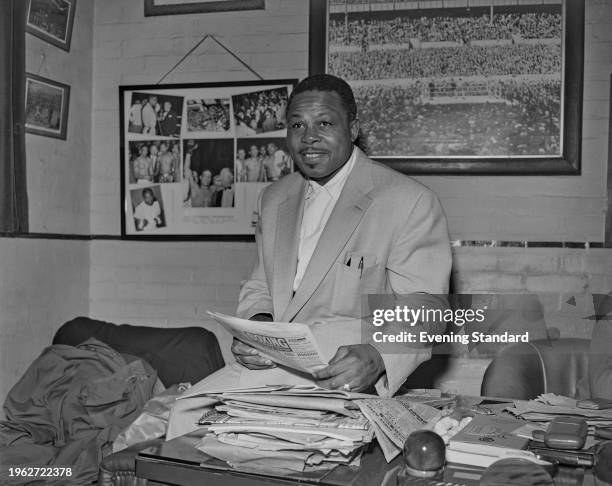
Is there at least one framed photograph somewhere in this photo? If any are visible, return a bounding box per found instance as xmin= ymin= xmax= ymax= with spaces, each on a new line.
xmin=144 ymin=0 xmax=265 ymax=17
xmin=120 ymin=79 xmax=296 ymax=238
xmin=26 ymin=0 xmax=76 ymax=51
xmin=25 ymin=73 xmax=70 ymax=140
xmin=309 ymin=0 xmax=584 ymax=174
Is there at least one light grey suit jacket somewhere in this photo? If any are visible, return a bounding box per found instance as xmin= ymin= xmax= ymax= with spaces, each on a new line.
xmin=236 ymin=148 xmax=452 ymax=396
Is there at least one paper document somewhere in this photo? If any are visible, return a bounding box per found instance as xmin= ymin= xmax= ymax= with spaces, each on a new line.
xmin=357 ymin=397 xmax=442 ymax=462
xmin=207 ymin=311 xmax=327 ymax=374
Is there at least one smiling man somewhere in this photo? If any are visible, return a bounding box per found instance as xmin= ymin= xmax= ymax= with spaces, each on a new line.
xmin=167 ymin=74 xmax=452 ymax=440
xmin=233 ymin=74 xmax=452 ymax=395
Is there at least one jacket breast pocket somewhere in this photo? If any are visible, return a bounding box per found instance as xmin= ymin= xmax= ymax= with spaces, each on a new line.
xmin=330 ymin=261 xmax=381 ymax=318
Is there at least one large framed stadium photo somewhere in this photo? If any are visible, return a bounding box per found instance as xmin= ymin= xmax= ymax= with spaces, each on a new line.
xmin=309 ymin=0 xmax=584 ymax=174
xmin=119 ymin=79 xmax=296 ymax=238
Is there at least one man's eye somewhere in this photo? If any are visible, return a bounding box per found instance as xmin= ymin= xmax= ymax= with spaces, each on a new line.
xmin=320 ymin=121 xmax=332 ymax=127
xmin=290 ymin=122 xmax=303 ymax=129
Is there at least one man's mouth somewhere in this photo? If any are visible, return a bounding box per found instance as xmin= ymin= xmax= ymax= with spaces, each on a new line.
xmin=301 ymin=150 xmax=327 ymax=161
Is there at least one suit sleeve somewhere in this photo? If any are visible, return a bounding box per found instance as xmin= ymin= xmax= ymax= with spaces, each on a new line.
xmin=235 ymin=189 xmax=274 ymax=319
xmin=374 ymin=189 xmax=452 ymax=397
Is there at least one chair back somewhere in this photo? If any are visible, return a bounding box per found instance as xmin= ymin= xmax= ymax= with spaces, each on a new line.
xmin=53 ymin=317 xmax=225 ymax=387
xmin=481 ymin=338 xmax=590 ymax=399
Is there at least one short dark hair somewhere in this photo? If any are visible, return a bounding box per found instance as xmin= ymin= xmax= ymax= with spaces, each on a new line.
xmin=287 ymin=74 xmax=357 ymax=121
xmin=142 ymin=188 xmax=154 ymax=198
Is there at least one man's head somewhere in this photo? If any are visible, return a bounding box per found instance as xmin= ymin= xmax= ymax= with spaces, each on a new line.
xmin=267 ymin=142 xmax=278 ymax=156
xmin=286 ymin=74 xmax=359 ymax=184
xmin=249 ymin=145 xmax=258 ymax=158
xmin=159 ymin=142 xmax=167 ymax=153
xmin=163 ymin=101 xmax=171 ymax=112
xmin=259 ymin=145 xmax=267 ymax=157
xmin=237 ymin=148 xmax=246 ymax=161
xmin=142 ymin=188 xmax=154 ymax=205
xmin=139 ymin=145 xmax=148 ymax=156
xmin=213 ymin=174 xmax=223 ymax=188
xmin=201 ymin=170 xmax=212 ymax=186
xmin=220 ymin=168 xmax=233 ymax=187
xmin=150 ymin=144 xmax=159 ymax=155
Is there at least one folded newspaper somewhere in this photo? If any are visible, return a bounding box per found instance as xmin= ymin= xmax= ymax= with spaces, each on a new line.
xmin=207 ymin=311 xmax=327 ymax=374
xmin=358 ymin=397 xmax=443 ymax=462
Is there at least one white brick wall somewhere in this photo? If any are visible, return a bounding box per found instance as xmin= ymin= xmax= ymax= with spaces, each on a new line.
xmin=26 ymin=0 xmax=94 ymax=234
xmin=0 ymin=238 xmax=90 ymax=409
xmin=452 ymin=247 xmax=610 ymax=339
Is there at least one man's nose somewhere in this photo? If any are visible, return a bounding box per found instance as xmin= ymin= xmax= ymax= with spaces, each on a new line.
xmin=301 ymin=125 xmax=320 ymax=143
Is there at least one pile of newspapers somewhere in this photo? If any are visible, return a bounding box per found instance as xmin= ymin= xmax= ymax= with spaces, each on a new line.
xmin=194 ymin=385 xmax=375 ymax=473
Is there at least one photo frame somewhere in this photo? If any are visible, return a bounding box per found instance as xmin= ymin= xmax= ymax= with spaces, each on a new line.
xmin=309 ymin=0 xmax=584 ymax=174
xmin=25 ymin=73 xmax=70 ymax=140
xmin=144 ymin=0 xmax=265 ymax=17
xmin=120 ymin=79 xmax=296 ymax=238
xmin=26 ymin=0 xmax=76 ymax=52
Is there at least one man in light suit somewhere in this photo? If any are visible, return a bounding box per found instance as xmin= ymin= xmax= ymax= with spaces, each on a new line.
xmin=232 ymin=74 xmax=451 ymax=396
xmin=167 ymin=74 xmax=451 ymax=438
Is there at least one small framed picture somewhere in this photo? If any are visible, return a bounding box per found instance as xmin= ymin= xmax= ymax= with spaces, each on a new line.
xmin=26 ymin=0 xmax=77 ymax=52
xmin=25 ymin=73 xmax=70 ymax=140
xmin=144 ymin=0 xmax=264 ymax=17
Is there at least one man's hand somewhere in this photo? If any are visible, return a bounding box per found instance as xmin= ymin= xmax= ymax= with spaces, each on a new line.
xmin=313 ymin=344 xmax=385 ymax=392
xmin=231 ymin=313 xmax=276 ymax=370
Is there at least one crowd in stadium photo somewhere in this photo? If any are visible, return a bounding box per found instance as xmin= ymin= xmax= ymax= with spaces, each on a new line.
xmin=354 ymin=79 xmax=560 ymax=156
xmin=326 ymin=2 xmax=563 ymax=157
xmin=330 ymin=43 xmax=561 ymax=80
xmin=329 ymin=11 xmax=562 ymax=45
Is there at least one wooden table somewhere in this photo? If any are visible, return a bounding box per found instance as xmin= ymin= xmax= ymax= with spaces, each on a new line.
xmin=135 ymin=428 xmax=611 ymax=486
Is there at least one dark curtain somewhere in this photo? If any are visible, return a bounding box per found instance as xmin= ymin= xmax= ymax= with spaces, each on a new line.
xmin=0 ymin=0 xmax=27 ymax=233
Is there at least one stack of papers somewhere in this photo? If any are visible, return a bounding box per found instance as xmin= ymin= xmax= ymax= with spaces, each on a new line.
xmin=508 ymin=399 xmax=612 ymax=428
xmin=191 ymin=385 xmax=376 ymax=473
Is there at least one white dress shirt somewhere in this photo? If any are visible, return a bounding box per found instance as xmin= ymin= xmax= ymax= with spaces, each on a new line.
xmin=293 ymin=147 xmax=357 ymax=291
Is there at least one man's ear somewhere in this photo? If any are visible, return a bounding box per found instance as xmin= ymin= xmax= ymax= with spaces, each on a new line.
xmin=350 ymin=118 xmax=360 ymax=143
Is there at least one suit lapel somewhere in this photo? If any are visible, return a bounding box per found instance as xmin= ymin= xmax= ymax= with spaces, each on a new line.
xmin=281 ymin=153 xmax=374 ymax=322
xmin=272 ymin=177 xmax=307 ymax=319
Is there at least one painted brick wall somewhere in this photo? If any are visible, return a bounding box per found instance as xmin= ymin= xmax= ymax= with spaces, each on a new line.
xmin=0 ymin=0 xmax=94 ymax=409
xmin=26 ymin=0 xmax=94 ymax=234
xmin=0 ymin=238 xmax=90 ymax=410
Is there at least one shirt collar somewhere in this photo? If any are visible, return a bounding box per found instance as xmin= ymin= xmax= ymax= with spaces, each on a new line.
xmin=306 ymin=146 xmax=357 ymax=201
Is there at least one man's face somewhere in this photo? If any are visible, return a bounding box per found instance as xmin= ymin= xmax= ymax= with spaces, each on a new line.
xmin=249 ymin=146 xmax=258 ymax=158
xmin=143 ymin=191 xmax=154 ymax=204
xmin=150 ymin=145 xmax=159 ymax=155
xmin=201 ymin=171 xmax=212 ymax=186
xmin=259 ymin=146 xmax=266 ymax=157
xmin=287 ymin=90 xmax=358 ymax=184
xmin=214 ymin=175 xmax=223 ymax=188
xmin=140 ymin=145 xmax=148 ymax=156
xmin=237 ymin=149 xmax=246 ymax=161
xmin=159 ymin=143 xmax=167 ymax=153
xmin=267 ymin=143 xmax=277 ymax=155
xmin=164 ymin=101 xmax=171 ymax=111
